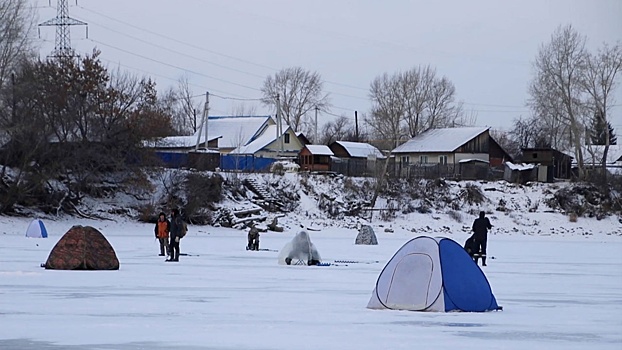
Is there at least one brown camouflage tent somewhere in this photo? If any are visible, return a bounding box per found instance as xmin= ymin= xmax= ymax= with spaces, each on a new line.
xmin=44 ymin=225 xmax=119 ymax=270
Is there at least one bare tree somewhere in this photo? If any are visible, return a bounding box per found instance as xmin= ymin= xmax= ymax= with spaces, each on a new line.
xmin=318 ymin=115 xmax=357 ymax=145
xmin=366 ymin=66 xmax=464 ymax=150
xmin=529 ymin=25 xmax=589 ymax=178
xmin=230 ymin=102 xmax=257 ymax=117
xmin=490 ymin=129 xmax=521 ymax=160
xmin=581 ymin=43 xmax=622 ymax=172
xmin=261 ymin=67 xmax=330 ymax=132
xmin=0 ymin=0 xmax=35 ymax=90
xmin=367 ymin=73 xmax=405 ymax=149
xmin=172 ymin=76 xmax=203 ymax=135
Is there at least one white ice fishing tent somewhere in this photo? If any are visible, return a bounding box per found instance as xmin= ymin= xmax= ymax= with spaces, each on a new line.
xmin=367 ymin=236 xmax=499 ymax=312
xmin=25 ymin=219 xmax=48 ymax=238
xmin=278 ymin=231 xmax=321 ymax=265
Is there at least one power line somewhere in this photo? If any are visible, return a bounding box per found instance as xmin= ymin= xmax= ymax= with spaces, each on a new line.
xmin=73 ymin=6 xmax=541 ymax=117
xmin=81 ymin=17 xmax=268 ymax=80
xmin=89 ymin=38 xmax=262 ymax=92
xmin=78 ymin=5 xmax=277 ymax=72
xmin=462 ymin=102 xmax=527 ymax=109
xmin=79 ymin=50 xmax=253 ymax=99
xmin=76 ymin=5 xmax=372 ymax=96
xmin=210 ymin=94 xmax=262 ymax=101
xmin=83 ymin=17 xmax=367 ymax=101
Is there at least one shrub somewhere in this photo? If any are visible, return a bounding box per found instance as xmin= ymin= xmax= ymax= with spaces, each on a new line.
xmin=184 ymin=173 xmax=223 ymax=220
xmin=448 ymin=210 xmax=463 ymax=223
xmin=137 ymin=202 xmax=157 ymax=223
xmin=461 ymin=183 xmax=485 ymax=205
xmin=379 ymin=201 xmax=398 ymax=221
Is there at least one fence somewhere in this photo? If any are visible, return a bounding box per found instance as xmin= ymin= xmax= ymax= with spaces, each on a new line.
xmin=219 ymin=155 xmax=276 ymax=172
xmin=330 ymin=158 xmax=380 ymax=177
xmin=391 ymin=163 xmax=457 ymax=179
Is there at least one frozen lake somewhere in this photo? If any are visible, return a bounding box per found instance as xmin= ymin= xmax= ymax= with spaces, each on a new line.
xmin=1 ymin=218 xmax=621 ymax=350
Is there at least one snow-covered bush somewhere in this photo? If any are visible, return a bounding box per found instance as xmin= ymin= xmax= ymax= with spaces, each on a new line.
xmin=448 ymin=210 xmax=463 ymax=223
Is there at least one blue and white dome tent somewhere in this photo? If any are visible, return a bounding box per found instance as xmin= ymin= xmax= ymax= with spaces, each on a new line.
xmin=367 ymin=236 xmax=501 ymax=312
xmin=25 ymin=219 xmax=48 ymax=238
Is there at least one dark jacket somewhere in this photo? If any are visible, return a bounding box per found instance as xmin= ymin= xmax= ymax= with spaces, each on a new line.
xmin=170 ymin=214 xmax=183 ymax=240
xmin=248 ymin=226 xmax=259 ymax=240
xmin=472 ymin=215 xmax=492 ymax=241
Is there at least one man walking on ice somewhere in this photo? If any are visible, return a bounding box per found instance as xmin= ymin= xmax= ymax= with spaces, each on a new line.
xmin=472 ymin=211 xmax=492 ymax=266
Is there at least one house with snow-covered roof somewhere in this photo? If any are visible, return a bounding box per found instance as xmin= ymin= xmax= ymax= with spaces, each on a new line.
xmin=143 ymin=135 xmax=221 ymax=170
xmin=214 ymin=116 xmax=304 ymax=171
xmin=327 ymin=141 xmax=385 ymax=176
xmin=391 ymin=127 xmax=512 ymax=179
xmin=299 ymin=145 xmax=334 ymax=172
xmin=147 ymin=115 xmax=303 ymax=171
xmin=145 ymin=135 xmax=221 ymax=152
xmin=329 ymin=141 xmax=385 ymax=160
xmin=228 ymin=122 xmax=303 ymax=158
xmin=520 ymin=148 xmax=573 ymax=181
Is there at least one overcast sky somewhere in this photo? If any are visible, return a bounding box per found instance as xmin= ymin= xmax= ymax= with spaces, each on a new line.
xmin=36 ymin=0 xmax=622 ymax=135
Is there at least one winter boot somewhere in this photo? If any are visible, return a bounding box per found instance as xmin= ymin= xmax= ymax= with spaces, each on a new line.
xmin=482 ymin=256 xmax=487 ymax=266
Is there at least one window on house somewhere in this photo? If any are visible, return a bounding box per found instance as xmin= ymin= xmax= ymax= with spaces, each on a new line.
xmin=439 ymin=155 xmax=448 ymax=165
xmin=401 ymin=156 xmax=410 ymax=164
xmin=420 ymin=155 xmax=428 ymax=164
xmin=284 ymin=133 xmax=290 ymax=144
xmin=532 ymin=153 xmax=538 ymax=159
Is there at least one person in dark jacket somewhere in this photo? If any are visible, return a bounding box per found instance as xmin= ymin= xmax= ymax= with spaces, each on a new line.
xmin=464 ymin=235 xmax=477 ymax=259
xmin=167 ymin=208 xmax=183 ymax=262
xmin=247 ymin=223 xmax=260 ymax=251
xmin=471 ymin=211 xmax=492 ymax=266
xmin=154 ymin=212 xmax=170 ymax=256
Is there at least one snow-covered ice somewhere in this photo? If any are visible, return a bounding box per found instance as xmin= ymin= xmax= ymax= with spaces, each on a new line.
xmin=0 ymin=216 xmax=621 ymax=350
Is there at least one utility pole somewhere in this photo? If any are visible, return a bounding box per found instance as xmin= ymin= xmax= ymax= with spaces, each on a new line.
xmin=276 ymin=94 xmax=283 ymax=157
xmin=314 ymin=106 xmax=319 ymax=144
xmin=39 ymin=0 xmax=88 ymax=58
xmin=194 ymin=91 xmax=209 ymax=151
xmin=203 ymin=92 xmax=209 ymax=150
xmin=355 ymin=110 xmax=359 ymax=142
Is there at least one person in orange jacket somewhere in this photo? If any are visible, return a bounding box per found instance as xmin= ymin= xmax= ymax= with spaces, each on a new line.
xmin=154 ymin=212 xmax=170 ymax=256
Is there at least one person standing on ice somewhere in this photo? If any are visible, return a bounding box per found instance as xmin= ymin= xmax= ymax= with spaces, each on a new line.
xmin=247 ymin=223 xmax=260 ymax=251
xmin=471 ymin=211 xmax=492 ymax=266
xmin=154 ymin=212 xmax=170 ymax=257
xmin=167 ymin=209 xmax=182 ymax=262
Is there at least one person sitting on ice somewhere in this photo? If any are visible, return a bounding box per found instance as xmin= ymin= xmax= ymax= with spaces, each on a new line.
xmin=247 ymin=222 xmax=260 ymax=251
xmin=278 ymin=231 xmax=321 ymax=266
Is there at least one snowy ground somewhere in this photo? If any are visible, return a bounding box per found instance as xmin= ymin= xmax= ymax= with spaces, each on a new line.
xmin=1 ymin=215 xmax=621 ymax=350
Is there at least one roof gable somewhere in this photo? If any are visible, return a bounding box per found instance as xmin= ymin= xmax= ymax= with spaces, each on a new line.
xmin=230 ymin=123 xmax=297 ymax=154
xmin=193 ymin=116 xmax=272 ymax=149
xmin=393 ymin=127 xmax=490 ymax=153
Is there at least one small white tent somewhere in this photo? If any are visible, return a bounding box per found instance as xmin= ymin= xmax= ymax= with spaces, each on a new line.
xmin=278 ymin=231 xmax=321 ymax=265
xmin=25 ymin=219 xmax=48 ymax=238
